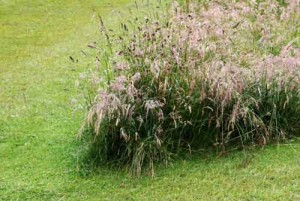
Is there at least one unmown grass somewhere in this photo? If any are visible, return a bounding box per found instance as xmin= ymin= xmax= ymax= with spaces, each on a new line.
xmin=78 ymin=0 xmax=300 ymax=176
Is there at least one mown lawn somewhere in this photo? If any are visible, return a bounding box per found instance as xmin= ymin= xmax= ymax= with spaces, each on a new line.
xmin=0 ymin=0 xmax=300 ymax=200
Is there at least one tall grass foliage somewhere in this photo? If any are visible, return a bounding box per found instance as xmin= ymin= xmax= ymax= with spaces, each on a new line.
xmin=77 ymin=0 xmax=300 ymax=176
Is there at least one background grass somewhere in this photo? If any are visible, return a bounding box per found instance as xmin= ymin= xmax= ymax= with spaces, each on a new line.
xmin=0 ymin=0 xmax=300 ymax=200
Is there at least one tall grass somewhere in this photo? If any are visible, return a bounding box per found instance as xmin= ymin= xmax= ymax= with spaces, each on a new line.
xmin=77 ymin=0 xmax=300 ymax=176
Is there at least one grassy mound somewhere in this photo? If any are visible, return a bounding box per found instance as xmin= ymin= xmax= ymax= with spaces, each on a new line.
xmin=78 ymin=0 xmax=300 ymax=176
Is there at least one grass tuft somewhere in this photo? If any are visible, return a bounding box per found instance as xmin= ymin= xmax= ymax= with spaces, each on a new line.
xmin=78 ymin=0 xmax=300 ymax=176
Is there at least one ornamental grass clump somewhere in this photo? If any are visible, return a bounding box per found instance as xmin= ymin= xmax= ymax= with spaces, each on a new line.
xmin=78 ymin=0 xmax=300 ymax=176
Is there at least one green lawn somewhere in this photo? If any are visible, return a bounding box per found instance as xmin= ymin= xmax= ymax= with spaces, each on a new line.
xmin=0 ymin=0 xmax=300 ymax=200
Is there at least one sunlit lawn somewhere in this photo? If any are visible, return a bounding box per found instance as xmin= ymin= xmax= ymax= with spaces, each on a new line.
xmin=0 ymin=0 xmax=300 ymax=200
